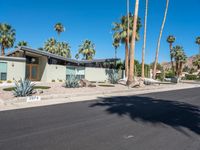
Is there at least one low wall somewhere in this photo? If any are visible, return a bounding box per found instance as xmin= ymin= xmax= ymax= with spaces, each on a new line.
xmin=85 ymin=67 xmax=123 ymax=82
xmin=0 ymin=56 xmax=26 ymax=81
xmin=46 ymin=64 xmax=66 ymax=82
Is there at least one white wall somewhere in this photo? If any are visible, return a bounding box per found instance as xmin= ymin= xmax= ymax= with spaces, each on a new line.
xmin=85 ymin=67 xmax=120 ymax=82
xmin=0 ymin=56 xmax=26 ymax=81
xmin=46 ymin=64 xmax=66 ymax=82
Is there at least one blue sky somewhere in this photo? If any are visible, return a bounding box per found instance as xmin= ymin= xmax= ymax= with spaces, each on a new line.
xmin=1 ymin=0 xmax=200 ymax=63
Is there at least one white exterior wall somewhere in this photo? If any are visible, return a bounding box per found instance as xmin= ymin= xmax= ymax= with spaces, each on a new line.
xmin=0 ymin=56 xmax=26 ymax=81
xmin=46 ymin=64 xmax=66 ymax=82
xmin=84 ymin=67 xmax=117 ymax=82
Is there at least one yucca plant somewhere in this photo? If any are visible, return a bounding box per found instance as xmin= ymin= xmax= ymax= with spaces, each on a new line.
xmin=65 ymin=75 xmax=79 ymax=88
xmin=13 ymin=79 xmax=35 ymax=97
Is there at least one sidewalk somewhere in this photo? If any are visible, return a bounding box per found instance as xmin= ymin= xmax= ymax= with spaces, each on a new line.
xmin=1 ymin=83 xmax=200 ymax=111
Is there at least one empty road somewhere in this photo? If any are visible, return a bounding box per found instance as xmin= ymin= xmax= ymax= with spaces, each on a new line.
xmin=0 ymin=88 xmax=200 ymax=150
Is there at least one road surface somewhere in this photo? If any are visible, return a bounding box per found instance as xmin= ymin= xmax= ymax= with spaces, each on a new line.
xmin=0 ymin=88 xmax=200 ymax=150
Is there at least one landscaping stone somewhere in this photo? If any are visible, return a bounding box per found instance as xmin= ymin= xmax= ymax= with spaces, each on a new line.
xmin=79 ymin=79 xmax=96 ymax=87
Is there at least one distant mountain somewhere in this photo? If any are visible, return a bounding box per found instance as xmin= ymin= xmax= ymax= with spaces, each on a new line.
xmin=161 ymin=55 xmax=197 ymax=69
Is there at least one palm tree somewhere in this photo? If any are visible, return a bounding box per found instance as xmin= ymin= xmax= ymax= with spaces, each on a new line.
xmin=153 ymin=0 xmax=170 ymax=79
xmin=76 ymin=40 xmax=96 ymax=60
xmin=0 ymin=23 xmax=16 ymax=56
xmin=56 ymin=42 xmax=71 ymax=58
xmin=171 ymin=45 xmax=187 ymax=77
xmin=112 ymin=39 xmax=120 ymax=68
xmin=54 ymin=23 xmax=65 ymax=39
xmin=44 ymin=38 xmax=57 ymax=54
xmin=167 ymin=35 xmax=176 ymax=73
xmin=195 ymin=37 xmax=200 ymax=55
xmin=112 ymin=38 xmax=120 ymax=59
xmin=193 ymin=55 xmax=200 ymax=70
xmin=112 ymin=14 xmax=142 ymax=78
xmin=127 ymin=0 xmax=140 ymax=85
xmin=141 ymin=0 xmax=148 ymax=78
xmin=15 ymin=41 xmax=28 ymax=48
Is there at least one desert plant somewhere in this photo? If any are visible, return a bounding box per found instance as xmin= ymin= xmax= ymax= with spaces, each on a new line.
xmin=108 ymin=71 xmax=119 ymax=84
xmin=185 ymin=74 xmax=198 ymax=80
xmin=13 ymin=79 xmax=35 ymax=97
xmin=65 ymin=75 xmax=79 ymax=88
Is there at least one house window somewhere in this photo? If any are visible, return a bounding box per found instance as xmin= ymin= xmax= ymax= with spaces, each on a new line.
xmin=66 ymin=66 xmax=85 ymax=80
xmin=0 ymin=62 xmax=7 ymax=80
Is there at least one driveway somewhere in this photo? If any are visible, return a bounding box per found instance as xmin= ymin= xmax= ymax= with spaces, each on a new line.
xmin=0 ymin=88 xmax=199 ymax=150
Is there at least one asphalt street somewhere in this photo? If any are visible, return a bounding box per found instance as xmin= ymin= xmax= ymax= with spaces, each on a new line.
xmin=0 ymin=87 xmax=200 ymax=150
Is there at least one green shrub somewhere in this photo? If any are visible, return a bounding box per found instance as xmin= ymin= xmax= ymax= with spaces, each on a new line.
xmin=165 ymin=71 xmax=175 ymax=78
xmin=185 ymin=74 xmax=198 ymax=80
xmin=59 ymin=79 xmax=63 ymax=82
xmin=0 ymin=80 xmax=3 ymax=84
xmin=13 ymin=79 xmax=35 ymax=97
xmin=52 ymin=79 xmax=56 ymax=82
xmin=65 ymin=75 xmax=79 ymax=88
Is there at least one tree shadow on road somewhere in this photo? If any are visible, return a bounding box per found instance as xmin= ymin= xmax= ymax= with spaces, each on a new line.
xmin=90 ymin=95 xmax=200 ymax=135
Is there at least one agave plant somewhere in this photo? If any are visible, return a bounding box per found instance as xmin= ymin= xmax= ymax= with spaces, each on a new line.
xmin=13 ymin=79 xmax=35 ymax=97
xmin=109 ymin=71 xmax=119 ymax=84
xmin=65 ymin=75 xmax=79 ymax=88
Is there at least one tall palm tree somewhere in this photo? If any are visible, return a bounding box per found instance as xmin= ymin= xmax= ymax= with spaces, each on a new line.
xmin=153 ymin=0 xmax=170 ymax=79
xmin=54 ymin=23 xmax=65 ymax=39
xmin=112 ymin=39 xmax=120 ymax=68
xmin=56 ymin=42 xmax=71 ymax=58
xmin=76 ymin=40 xmax=96 ymax=60
xmin=112 ymin=38 xmax=120 ymax=59
xmin=44 ymin=38 xmax=57 ymax=54
xmin=127 ymin=0 xmax=140 ymax=85
xmin=126 ymin=0 xmax=130 ymax=78
xmin=112 ymin=14 xmax=142 ymax=78
xmin=141 ymin=0 xmax=148 ymax=78
xmin=171 ymin=45 xmax=187 ymax=77
xmin=15 ymin=41 xmax=28 ymax=48
xmin=167 ymin=35 xmax=176 ymax=73
xmin=0 ymin=23 xmax=16 ymax=56
xmin=192 ymin=55 xmax=200 ymax=70
xmin=195 ymin=36 xmax=200 ymax=55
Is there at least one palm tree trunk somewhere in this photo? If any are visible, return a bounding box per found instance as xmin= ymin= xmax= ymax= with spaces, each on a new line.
xmin=127 ymin=0 xmax=139 ymax=85
xmin=141 ymin=0 xmax=148 ymax=78
xmin=179 ymin=62 xmax=183 ymax=77
xmin=1 ymin=46 xmax=5 ymax=56
xmin=176 ymin=61 xmax=179 ymax=76
xmin=125 ymin=40 xmax=129 ymax=77
xmin=199 ymin=45 xmax=200 ymax=55
xmin=115 ymin=48 xmax=117 ymax=68
xmin=170 ymin=43 xmax=175 ymax=73
xmin=126 ymin=0 xmax=130 ymax=78
xmin=153 ymin=0 xmax=169 ymax=79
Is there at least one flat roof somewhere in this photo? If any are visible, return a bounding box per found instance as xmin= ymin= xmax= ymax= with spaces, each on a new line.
xmin=7 ymin=47 xmax=120 ymax=64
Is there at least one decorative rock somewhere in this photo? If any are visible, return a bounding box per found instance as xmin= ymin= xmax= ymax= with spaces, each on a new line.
xmin=79 ymin=79 xmax=96 ymax=87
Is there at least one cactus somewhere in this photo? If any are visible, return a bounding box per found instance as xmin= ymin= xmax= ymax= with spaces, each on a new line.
xmin=13 ymin=79 xmax=35 ymax=97
xmin=65 ymin=75 xmax=79 ymax=88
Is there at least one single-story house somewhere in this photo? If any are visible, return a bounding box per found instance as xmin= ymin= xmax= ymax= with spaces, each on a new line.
xmin=0 ymin=47 xmax=122 ymax=82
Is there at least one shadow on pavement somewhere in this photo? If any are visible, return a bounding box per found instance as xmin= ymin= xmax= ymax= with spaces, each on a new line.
xmin=90 ymin=95 xmax=200 ymax=135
